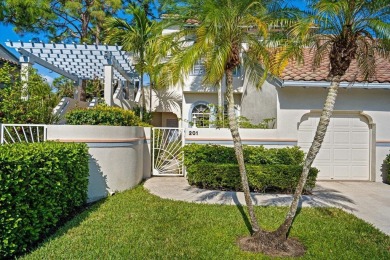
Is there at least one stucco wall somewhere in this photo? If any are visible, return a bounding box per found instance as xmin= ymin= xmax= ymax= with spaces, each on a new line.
xmin=46 ymin=125 xmax=151 ymax=202
xmin=276 ymin=87 xmax=390 ymax=182
xmin=185 ymin=128 xmax=296 ymax=148
xmin=241 ymin=79 xmax=278 ymax=126
xmin=182 ymin=92 xmax=242 ymax=128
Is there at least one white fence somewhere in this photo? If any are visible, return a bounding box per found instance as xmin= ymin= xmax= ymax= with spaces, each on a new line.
xmin=0 ymin=124 xmax=47 ymax=144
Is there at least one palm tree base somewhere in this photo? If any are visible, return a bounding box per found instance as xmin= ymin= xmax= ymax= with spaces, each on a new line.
xmin=237 ymin=230 xmax=306 ymax=257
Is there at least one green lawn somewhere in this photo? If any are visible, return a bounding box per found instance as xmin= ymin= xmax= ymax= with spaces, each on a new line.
xmin=22 ymin=186 xmax=390 ymax=260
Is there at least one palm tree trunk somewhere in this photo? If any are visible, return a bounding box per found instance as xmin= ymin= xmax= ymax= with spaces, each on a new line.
xmin=140 ymin=69 xmax=144 ymax=121
xmin=226 ymin=69 xmax=260 ymax=233
xmin=275 ymin=76 xmax=341 ymax=239
xmin=78 ymin=79 xmax=87 ymax=102
xmin=149 ymin=82 xmax=153 ymax=115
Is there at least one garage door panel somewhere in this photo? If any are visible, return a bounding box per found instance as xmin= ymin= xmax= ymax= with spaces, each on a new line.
xmin=298 ymin=130 xmax=315 ymax=143
xmin=333 ymin=118 xmax=350 ymax=127
xmin=333 ymin=149 xmax=350 ymax=161
xmin=316 ymin=148 xmax=331 ymax=161
xmin=351 ymin=149 xmax=369 ymax=161
xmin=333 ymin=131 xmax=350 ymax=144
xmin=351 ymin=166 xmax=369 ymax=179
xmin=351 ymin=132 xmax=369 ymax=144
xmin=333 ymin=166 xmax=350 ymax=179
xmin=298 ymin=114 xmax=369 ymax=180
xmin=315 ymin=165 xmax=332 ymax=179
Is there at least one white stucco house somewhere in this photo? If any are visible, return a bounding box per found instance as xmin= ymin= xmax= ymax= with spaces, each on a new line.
xmin=4 ymin=35 xmax=389 ymax=183
xmin=147 ymin=26 xmax=390 ymax=183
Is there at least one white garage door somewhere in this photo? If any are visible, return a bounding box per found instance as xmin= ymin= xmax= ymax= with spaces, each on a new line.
xmin=298 ymin=114 xmax=370 ymax=180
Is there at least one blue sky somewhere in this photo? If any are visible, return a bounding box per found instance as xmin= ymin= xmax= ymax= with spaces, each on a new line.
xmin=0 ymin=23 xmax=58 ymax=84
xmin=0 ymin=0 xmax=307 ymax=84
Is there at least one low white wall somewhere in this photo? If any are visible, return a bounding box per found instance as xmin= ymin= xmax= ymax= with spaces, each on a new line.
xmin=47 ymin=125 xmax=151 ymax=202
xmin=184 ymin=128 xmax=296 ymax=148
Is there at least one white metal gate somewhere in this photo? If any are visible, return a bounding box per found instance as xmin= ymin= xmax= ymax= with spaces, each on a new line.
xmin=152 ymin=127 xmax=184 ymax=176
xmin=0 ymin=124 xmax=47 ymax=144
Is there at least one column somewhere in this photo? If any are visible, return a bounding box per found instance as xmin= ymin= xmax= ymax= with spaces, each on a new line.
xmin=104 ymin=64 xmax=113 ymax=106
xmin=20 ymin=56 xmax=32 ymax=100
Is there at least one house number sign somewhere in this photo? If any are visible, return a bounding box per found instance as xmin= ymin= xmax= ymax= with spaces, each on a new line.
xmin=188 ymin=131 xmax=199 ymax=136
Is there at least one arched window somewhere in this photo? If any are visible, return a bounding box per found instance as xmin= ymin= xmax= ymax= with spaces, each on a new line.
xmin=191 ymin=104 xmax=210 ymax=128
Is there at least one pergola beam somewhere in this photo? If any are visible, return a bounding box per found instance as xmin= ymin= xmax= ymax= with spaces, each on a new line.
xmin=17 ymin=48 xmax=79 ymax=82
xmin=6 ymin=41 xmax=136 ymax=82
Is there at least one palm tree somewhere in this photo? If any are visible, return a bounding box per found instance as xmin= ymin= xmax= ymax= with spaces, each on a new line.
xmin=166 ymin=0 xmax=390 ymax=255
xmin=143 ymin=33 xmax=179 ymax=115
xmin=274 ymin=0 xmax=390 ymax=242
xmin=105 ymin=4 xmax=159 ymax=120
xmin=166 ymin=0 xmax=280 ymax=235
xmin=105 ymin=5 xmax=175 ymax=120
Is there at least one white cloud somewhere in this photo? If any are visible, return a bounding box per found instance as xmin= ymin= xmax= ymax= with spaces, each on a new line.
xmin=43 ymin=75 xmax=54 ymax=86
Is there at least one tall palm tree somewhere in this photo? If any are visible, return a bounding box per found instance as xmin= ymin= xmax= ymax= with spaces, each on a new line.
xmin=105 ymin=4 xmax=159 ymax=120
xmin=166 ymin=0 xmax=280 ymax=234
xmin=143 ymin=32 xmax=179 ymax=115
xmin=274 ymin=0 xmax=390 ymax=241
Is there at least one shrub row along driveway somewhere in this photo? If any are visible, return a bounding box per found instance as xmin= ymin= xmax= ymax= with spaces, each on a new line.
xmin=144 ymin=177 xmax=390 ymax=236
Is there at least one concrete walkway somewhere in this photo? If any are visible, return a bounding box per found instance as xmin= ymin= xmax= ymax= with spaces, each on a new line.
xmin=144 ymin=177 xmax=390 ymax=236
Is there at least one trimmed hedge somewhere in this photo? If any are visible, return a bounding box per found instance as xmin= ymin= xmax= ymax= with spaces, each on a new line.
xmin=66 ymin=105 xmax=142 ymax=126
xmin=0 ymin=142 xmax=89 ymax=258
xmin=186 ymin=163 xmax=318 ymax=192
xmin=183 ymin=144 xmax=318 ymax=193
xmin=183 ymin=144 xmax=305 ymax=165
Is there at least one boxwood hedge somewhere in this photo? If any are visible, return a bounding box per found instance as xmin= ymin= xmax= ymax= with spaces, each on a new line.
xmin=186 ymin=163 xmax=318 ymax=192
xmin=183 ymin=144 xmax=305 ymax=166
xmin=183 ymin=144 xmax=318 ymax=193
xmin=0 ymin=142 xmax=89 ymax=258
xmin=66 ymin=105 xmax=144 ymax=126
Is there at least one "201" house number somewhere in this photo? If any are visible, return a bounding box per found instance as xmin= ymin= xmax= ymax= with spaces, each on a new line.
xmin=188 ymin=131 xmax=199 ymax=136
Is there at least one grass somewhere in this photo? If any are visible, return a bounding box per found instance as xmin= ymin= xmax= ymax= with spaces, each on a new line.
xmin=22 ymin=185 xmax=390 ymax=260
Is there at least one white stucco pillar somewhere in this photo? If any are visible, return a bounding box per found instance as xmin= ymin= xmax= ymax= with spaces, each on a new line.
xmin=20 ymin=57 xmax=32 ymax=100
xmin=104 ymin=64 xmax=113 ymax=106
xmin=217 ymin=81 xmax=222 ymax=109
xmin=73 ymin=79 xmax=80 ymax=100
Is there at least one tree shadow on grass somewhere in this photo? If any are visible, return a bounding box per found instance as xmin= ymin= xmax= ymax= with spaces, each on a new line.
xmin=232 ymin=193 xmax=253 ymax=234
xmin=187 ymin=188 xmax=260 ymax=234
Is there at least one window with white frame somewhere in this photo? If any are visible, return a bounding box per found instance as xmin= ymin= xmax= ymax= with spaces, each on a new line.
xmin=191 ymin=104 xmax=210 ymax=128
xmin=190 ymin=60 xmax=205 ymax=75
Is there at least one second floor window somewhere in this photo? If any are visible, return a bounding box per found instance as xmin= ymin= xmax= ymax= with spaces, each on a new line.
xmin=191 ymin=60 xmax=205 ymax=75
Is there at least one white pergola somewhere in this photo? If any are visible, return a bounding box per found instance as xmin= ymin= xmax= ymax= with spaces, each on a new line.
xmin=5 ymin=41 xmax=139 ymax=105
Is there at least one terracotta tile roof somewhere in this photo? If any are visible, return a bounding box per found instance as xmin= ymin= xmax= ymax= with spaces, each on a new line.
xmin=280 ymin=48 xmax=390 ymax=83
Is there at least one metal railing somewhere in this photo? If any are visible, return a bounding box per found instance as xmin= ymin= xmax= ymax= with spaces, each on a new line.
xmin=0 ymin=124 xmax=47 ymax=144
xmin=152 ymin=127 xmax=185 ymax=176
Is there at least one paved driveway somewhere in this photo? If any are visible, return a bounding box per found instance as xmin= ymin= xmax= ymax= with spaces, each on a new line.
xmin=313 ymin=181 xmax=390 ymax=236
xmin=144 ymin=177 xmax=390 ymax=236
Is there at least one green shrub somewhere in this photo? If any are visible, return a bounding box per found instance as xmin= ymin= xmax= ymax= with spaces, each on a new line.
xmin=183 ymin=144 xmax=305 ymax=165
xmin=183 ymin=144 xmax=318 ymax=193
xmin=186 ymin=163 xmax=318 ymax=193
xmin=245 ymin=146 xmax=305 ymax=165
xmin=66 ymin=105 xmax=141 ymax=126
xmin=0 ymin=64 xmax=60 ymax=124
xmin=183 ymin=144 xmax=236 ymax=166
xmin=385 ymin=153 xmax=390 ymax=183
xmin=0 ymin=142 xmax=89 ymax=258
